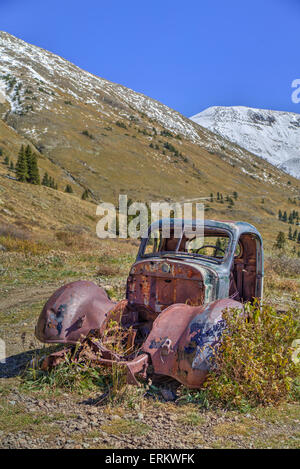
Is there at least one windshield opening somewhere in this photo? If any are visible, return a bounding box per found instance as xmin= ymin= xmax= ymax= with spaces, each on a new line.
xmin=142 ymin=227 xmax=233 ymax=262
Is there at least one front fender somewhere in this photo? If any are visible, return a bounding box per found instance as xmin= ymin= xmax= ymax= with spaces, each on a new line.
xmin=142 ymin=298 xmax=243 ymax=388
xmin=35 ymin=280 xmax=115 ymax=344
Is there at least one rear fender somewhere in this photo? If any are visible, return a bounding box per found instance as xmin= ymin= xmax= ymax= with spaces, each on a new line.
xmin=142 ymin=298 xmax=243 ymax=388
xmin=35 ymin=281 xmax=116 ymax=344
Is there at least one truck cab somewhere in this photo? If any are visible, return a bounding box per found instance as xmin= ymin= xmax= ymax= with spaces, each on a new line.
xmin=126 ymin=219 xmax=264 ymax=319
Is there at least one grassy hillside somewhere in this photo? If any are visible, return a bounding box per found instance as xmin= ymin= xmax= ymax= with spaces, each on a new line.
xmin=0 ymin=107 xmax=299 ymax=249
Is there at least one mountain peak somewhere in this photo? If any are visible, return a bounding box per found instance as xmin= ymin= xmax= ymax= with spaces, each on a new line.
xmin=0 ymin=31 xmax=204 ymax=143
xmin=191 ymin=105 xmax=300 ymax=179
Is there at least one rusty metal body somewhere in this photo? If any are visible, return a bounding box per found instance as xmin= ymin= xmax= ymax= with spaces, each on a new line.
xmin=35 ymin=219 xmax=263 ymax=388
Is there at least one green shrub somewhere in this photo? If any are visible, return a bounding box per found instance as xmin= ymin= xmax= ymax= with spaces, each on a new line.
xmin=22 ymin=349 xmax=109 ymax=394
xmin=203 ymin=301 xmax=300 ymax=409
xmin=81 ymin=130 xmax=94 ymax=139
xmin=115 ymin=121 xmax=127 ymax=129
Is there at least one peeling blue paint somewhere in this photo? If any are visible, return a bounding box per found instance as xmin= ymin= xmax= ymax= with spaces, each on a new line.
xmin=49 ymin=303 xmax=68 ymax=336
xmin=186 ymin=315 xmax=226 ymax=371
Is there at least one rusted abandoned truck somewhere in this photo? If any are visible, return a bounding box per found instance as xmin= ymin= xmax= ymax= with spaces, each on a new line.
xmin=35 ymin=219 xmax=263 ymax=388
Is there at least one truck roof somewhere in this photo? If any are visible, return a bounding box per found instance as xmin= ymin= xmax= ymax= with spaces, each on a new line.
xmin=149 ymin=218 xmax=262 ymax=241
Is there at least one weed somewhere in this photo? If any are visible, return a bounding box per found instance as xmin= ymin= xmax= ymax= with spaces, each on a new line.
xmin=176 ymin=388 xmax=210 ymax=410
xmin=22 ymin=348 xmax=109 ymax=394
xmin=177 ymin=411 xmax=205 ymax=427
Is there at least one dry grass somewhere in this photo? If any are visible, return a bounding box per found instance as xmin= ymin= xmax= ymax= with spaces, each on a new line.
xmin=213 ymin=422 xmax=251 ymax=437
xmin=96 ymin=264 xmax=121 ymax=277
xmin=265 ymin=270 xmax=299 ymax=293
xmin=0 ymin=236 xmax=50 ymax=255
xmin=0 ymin=221 xmax=30 ymax=240
xmin=265 ymin=256 xmax=300 ymax=278
xmin=54 ymin=231 xmax=95 ymax=250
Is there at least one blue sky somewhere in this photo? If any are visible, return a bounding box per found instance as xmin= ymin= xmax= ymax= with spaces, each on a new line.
xmin=1 ymin=0 xmax=299 ymax=116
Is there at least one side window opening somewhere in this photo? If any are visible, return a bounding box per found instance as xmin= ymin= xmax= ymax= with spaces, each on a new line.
xmin=231 ymin=234 xmax=258 ymax=303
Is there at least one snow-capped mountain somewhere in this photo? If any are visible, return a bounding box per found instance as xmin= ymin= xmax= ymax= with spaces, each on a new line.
xmin=190 ymin=106 xmax=300 ymax=179
xmin=0 ymin=31 xmax=201 ymax=142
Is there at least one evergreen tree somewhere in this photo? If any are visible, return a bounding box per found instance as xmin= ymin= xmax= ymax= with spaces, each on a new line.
xmin=274 ymin=231 xmax=286 ymax=250
xmin=27 ymin=152 xmax=40 ymax=184
xmin=81 ymin=189 xmax=89 ymax=200
xmin=42 ymin=172 xmax=49 ymax=186
xmin=65 ymin=184 xmax=73 ymax=193
xmin=233 ymin=191 xmax=238 ymax=200
xmin=282 ymin=211 xmax=287 ymax=222
xmin=24 ymin=145 xmax=32 ymax=182
xmin=9 ymin=161 xmax=14 ymax=170
xmin=293 ymin=230 xmax=298 ymax=241
xmin=228 ymin=197 xmax=234 ymax=208
xmin=15 ymin=145 xmax=28 ymax=182
xmin=4 ymin=155 xmax=9 ymax=165
xmin=288 ymin=226 xmax=293 ymax=240
xmin=278 ymin=209 xmax=282 ymax=221
xmin=210 ymin=193 xmax=213 ymax=202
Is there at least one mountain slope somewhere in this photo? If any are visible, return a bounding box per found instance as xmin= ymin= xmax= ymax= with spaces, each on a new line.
xmin=0 ymin=32 xmax=299 ymax=247
xmin=190 ymin=106 xmax=300 ymax=179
